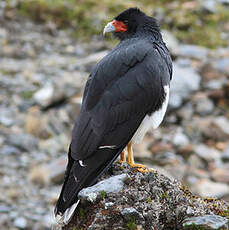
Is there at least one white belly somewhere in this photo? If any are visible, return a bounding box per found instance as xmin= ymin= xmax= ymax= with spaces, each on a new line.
xmin=131 ymin=85 xmax=169 ymax=144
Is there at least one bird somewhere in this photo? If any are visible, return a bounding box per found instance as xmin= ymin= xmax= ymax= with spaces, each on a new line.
xmin=54 ymin=7 xmax=172 ymax=226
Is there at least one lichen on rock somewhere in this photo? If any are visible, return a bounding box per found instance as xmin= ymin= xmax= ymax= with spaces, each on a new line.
xmin=63 ymin=163 xmax=229 ymax=230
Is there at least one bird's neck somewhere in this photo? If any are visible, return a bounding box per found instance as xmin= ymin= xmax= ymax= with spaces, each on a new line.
xmin=137 ymin=24 xmax=163 ymax=42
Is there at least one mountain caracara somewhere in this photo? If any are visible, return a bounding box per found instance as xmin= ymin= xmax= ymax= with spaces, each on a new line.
xmin=55 ymin=7 xmax=172 ymax=225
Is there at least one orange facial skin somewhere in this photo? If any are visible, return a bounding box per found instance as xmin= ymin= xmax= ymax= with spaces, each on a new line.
xmin=112 ymin=20 xmax=128 ymax=32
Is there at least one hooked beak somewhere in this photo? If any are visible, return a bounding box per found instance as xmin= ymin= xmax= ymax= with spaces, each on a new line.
xmin=103 ymin=21 xmax=116 ymax=36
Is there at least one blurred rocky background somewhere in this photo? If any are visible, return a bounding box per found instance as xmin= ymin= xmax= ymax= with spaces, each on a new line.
xmin=0 ymin=0 xmax=229 ymax=229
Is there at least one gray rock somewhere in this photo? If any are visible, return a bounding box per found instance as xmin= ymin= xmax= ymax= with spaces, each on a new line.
xmin=175 ymin=58 xmax=192 ymax=67
xmin=154 ymin=151 xmax=184 ymax=165
xmin=29 ymin=155 xmax=67 ymax=185
xmin=183 ymin=215 xmax=229 ymax=230
xmin=75 ymin=50 xmax=109 ymax=72
xmin=121 ymin=207 xmax=144 ymax=221
xmin=177 ymin=44 xmax=209 ymax=60
xmin=211 ymin=166 xmax=229 ymax=183
xmin=196 ymin=179 xmax=229 ymax=198
xmin=33 ymin=82 xmax=54 ymax=107
xmin=214 ymin=58 xmax=229 ymax=75
xmin=173 ymin=129 xmax=189 ymax=146
xmin=7 ymin=133 xmax=39 ymax=152
xmin=222 ymin=146 xmax=229 ymax=162
xmin=0 ymin=205 xmax=10 ymax=213
xmin=0 ymin=112 xmax=14 ymax=126
xmin=218 ymin=0 xmax=229 ymax=5
xmin=200 ymin=0 xmax=218 ymax=13
xmin=177 ymin=103 xmax=194 ymax=121
xmin=169 ymin=64 xmax=201 ymax=108
xmin=33 ymin=72 xmax=86 ymax=108
xmin=195 ymin=97 xmax=214 ymax=115
xmin=39 ymin=135 xmax=69 ymax=155
xmin=105 ymin=202 xmax=114 ymax=209
xmin=78 ymin=174 xmax=127 ymax=202
xmin=212 ymin=116 xmax=229 ymax=136
xmin=0 ymin=28 xmax=7 ymax=39
xmin=43 ymin=214 xmax=56 ymax=227
xmin=66 ymin=163 xmax=229 ymax=229
xmin=205 ymin=79 xmax=226 ymax=89
xmin=1 ymin=145 xmax=20 ymax=155
xmin=13 ymin=217 xmax=27 ymax=229
xmin=194 ymin=144 xmax=220 ymax=161
xmin=187 ymin=155 xmax=205 ymax=169
xmin=161 ymin=30 xmax=179 ymax=55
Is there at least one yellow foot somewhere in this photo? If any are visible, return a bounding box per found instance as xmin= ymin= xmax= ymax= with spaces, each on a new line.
xmin=128 ymin=163 xmax=154 ymax=173
xmin=119 ymin=150 xmax=126 ymax=164
xmin=126 ymin=142 xmax=156 ymax=173
xmin=137 ymin=167 xmax=155 ymax=173
xmin=119 ymin=160 xmax=126 ymax=164
xmin=129 ymin=163 xmax=146 ymax=168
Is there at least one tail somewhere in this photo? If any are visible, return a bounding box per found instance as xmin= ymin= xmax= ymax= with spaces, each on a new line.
xmin=54 ymin=146 xmax=124 ymax=225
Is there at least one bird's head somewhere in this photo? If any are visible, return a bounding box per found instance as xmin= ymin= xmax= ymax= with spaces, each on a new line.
xmin=103 ymin=8 xmax=160 ymax=40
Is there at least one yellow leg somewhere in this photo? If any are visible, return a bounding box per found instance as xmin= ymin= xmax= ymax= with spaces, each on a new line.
xmin=119 ymin=150 xmax=126 ymax=163
xmin=127 ymin=142 xmax=153 ymax=173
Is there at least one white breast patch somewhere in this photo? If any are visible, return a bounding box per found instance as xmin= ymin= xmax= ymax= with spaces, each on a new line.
xmin=131 ymin=85 xmax=169 ymax=144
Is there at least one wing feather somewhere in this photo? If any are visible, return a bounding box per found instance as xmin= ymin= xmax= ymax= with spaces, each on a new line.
xmin=70 ymin=39 xmax=171 ymax=160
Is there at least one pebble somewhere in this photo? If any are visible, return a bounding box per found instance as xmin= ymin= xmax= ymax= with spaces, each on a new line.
xmin=169 ymin=64 xmax=201 ymax=108
xmin=29 ymin=155 xmax=67 ymax=185
xmin=161 ymin=30 xmax=179 ymax=55
xmin=33 ymin=82 xmax=54 ymax=107
xmin=1 ymin=7 xmax=229 ymax=230
xmin=177 ymin=103 xmax=194 ymax=120
xmin=212 ymin=116 xmax=229 ymax=136
xmin=0 ymin=113 xmax=14 ymax=126
xmin=222 ymin=146 xmax=229 ymax=162
xmin=177 ymin=44 xmax=209 ymax=60
xmin=194 ymin=144 xmax=221 ymax=161
xmin=7 ymin=133 xmax=39 ymax=152
xmin=211 ymin=166 xmax=229 ymax=183
xmin=214 ymin=58 xmax=229 ymax=74
xmin=196 ymin=179 xmax=229 ymax=197
xmin=200 ymin=0 xmax=218 ymax=13
xmin=13 ymin=217 xmax=27 ymax=229
xmin=0 ymin=205 xmax=10 ymax=213
xmin=219 ymin=0 xmax=229 ymax=4
xmin=1 ymin=145 xmax=20 ymax=155
xmin=105 ymin=202 xmax=114 ymax=209
xmin=75 ymin=50 xmax=109 ymax=72
xmin=195 ymin=96 xmax=214 ymax=115
xmin=173 ymin=129 xmax=189 ymax=146
xmin=205 ymin=79 xmax=226 ymax=89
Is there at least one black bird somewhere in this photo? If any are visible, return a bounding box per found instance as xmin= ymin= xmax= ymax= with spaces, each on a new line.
xmin=55 ymin=8 xmax=172 ymax=225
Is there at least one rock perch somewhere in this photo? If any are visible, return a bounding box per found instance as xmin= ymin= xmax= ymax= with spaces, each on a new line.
xmin=59 ymin=163 xmax=229 ymax=230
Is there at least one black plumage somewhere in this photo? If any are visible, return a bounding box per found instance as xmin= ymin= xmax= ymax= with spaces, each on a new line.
xmin=55 ymin=8 xmax=172 ymax=222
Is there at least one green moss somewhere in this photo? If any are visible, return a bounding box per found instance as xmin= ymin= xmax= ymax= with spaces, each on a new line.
xmin=72 ymin=227 xmax=83 ymax=230
xmin=161 ymin=191 xmax=168 ymax=199
xmin=127 ymin=216 xmax=137 ymax=230
xmin=100 ymin=190 xmax=106 ymax=199
xmin=183 ymin=223 xmax=206 ymax=230
xmin=164 ymin=4 xmax=229 ymax=48
xmin=7 ymin=0 xmax=229 ymax=47
xmin=21 ymin=90 xmax=35 ymax=99
xmin=146 ymin=197 xmax=152 ymax=203
xmin=219 ymin=209 xmax=229 ymax=219
xmin=79 ymin=208 xmax=85 ymax=220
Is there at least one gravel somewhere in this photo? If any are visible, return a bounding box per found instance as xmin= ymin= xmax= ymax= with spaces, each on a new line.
xmin=0 ymin=7 xmax=229 ymax=230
